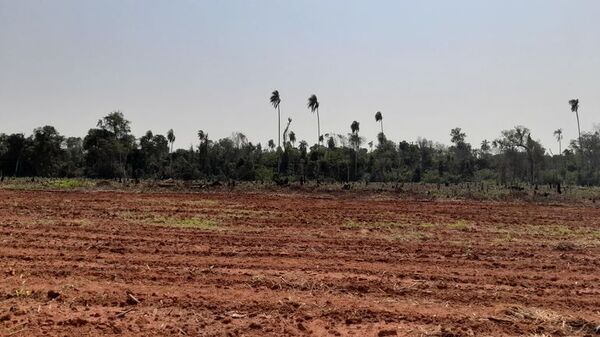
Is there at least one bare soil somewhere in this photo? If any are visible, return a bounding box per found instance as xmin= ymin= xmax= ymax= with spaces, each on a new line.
xmin=1 ymin=190 xmax=599 ymax=336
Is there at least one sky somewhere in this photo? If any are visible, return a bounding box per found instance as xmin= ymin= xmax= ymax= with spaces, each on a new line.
xmin=0 ymin=0 xmax=599 ymax=153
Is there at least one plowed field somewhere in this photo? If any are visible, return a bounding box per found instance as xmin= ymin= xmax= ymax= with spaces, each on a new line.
xmin=1 ymin=190 xmax=599 ymax=336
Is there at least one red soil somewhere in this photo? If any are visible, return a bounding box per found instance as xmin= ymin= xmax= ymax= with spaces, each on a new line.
xmin=1 ymin=190 xmax=599 ymax=336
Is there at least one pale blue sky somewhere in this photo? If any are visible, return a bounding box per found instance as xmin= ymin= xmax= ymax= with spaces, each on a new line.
xmin=0 ymin=0 xmax=598 ymax=152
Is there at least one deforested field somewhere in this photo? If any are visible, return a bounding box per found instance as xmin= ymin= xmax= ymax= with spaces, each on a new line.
xmin=1 ymin=189 xmax=599 ymax=337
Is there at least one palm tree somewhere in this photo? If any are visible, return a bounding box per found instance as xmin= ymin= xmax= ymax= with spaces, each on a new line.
xmin=268 ymin=139 xmax=275 ymax=151
xmin=270 ymin=90 xmax=281 ymax=148
xmin=167 ymin=129 xmax=175 ymax=177
xmin=350 ymin=121 xmax=360 ymax=180
xmin=289 ymin=131 xmax=296 ymax=147
xmin=307 ymin=94 xmax=321 ymax=145
xmin=197 ymin=130 xmax=208 ymax=173
xmin=553 ymin=128 xmax=563 ymax=155
xmin=569 ymin=99 xmax=583 ymax=172
xmin=375 ymin=111 xmax=383 ymax=135
xmin=569 ymin=99 xmax=581 ymax=147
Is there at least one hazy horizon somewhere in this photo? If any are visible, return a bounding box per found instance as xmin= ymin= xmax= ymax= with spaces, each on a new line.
xmin=1 ymin=0 xmax=599 ymax=153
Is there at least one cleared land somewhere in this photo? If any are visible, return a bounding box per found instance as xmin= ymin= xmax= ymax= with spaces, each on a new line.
xmin=1 ymin=189 xmax=599 ymax=337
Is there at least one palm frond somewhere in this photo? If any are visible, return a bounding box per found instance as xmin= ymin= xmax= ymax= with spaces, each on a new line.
xmin=569 ymin=99 xmax=579 ymax=112
xmin=307 ymin=94 xmax=319 ymax=112
xmin=270 ymin=90 xmax=281 ymax=108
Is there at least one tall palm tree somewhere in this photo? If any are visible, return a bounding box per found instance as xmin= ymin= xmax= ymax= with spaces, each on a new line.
xmin=553 ymin=128 xmax=563 ymax=155
xmin=167 ymin=129 xmax=175 ymax=177
xmin=569 ymin=98 xmax=583 ymax=172
xmin=569 ymin=99 xmax=581 ymax=147
xmin=375 ymin=111 xmax=383 ymax=135
xmin=350 ymin=121 xmax=360 ymax=180
xmin=307 ymin=94 xmax=320 ymax=145
xmin=270 ymin=90 xmax=281 ymax=148
xmin=197 ymin=130 xmax=208 ymax=173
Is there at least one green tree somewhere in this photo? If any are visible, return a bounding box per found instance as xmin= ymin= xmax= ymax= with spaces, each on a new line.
xmin=29 ymin=126 xmax=65 ymax=177
xmin=494 ymin=126 xmax=544 ymax=183
xmin=96 ymin=111 xmax=134 ymax=178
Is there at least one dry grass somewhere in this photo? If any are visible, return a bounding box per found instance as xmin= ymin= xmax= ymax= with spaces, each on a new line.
xmin=496 ymin=306 xmax=599 ymax=335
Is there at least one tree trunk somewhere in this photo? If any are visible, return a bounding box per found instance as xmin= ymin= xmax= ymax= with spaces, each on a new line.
xmin=170 ymin=143 xmax=173 ymax=178
xmin=558 ymin=139 xmax=561 ymax=156
xmin=528 ymin=151 xmax=534 ymax=184
xmin=355 ymin=150 xmax=358 ymax=180
xmin=278 ymin=105 xmax=281 ymax=149
xmin=576 ymin=111 xmax=583 ymax=171
xmin=317 ymin=108 xmax=321 ymax=145
xmin=14 ymin=156 xmax=20 ymax=177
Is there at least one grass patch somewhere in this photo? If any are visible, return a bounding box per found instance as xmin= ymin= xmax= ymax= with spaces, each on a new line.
xmin=389 ymin=231 xmax=433 ymax=242
xmin=446 ymin=219 xmax=473 ymax=230
xmin=46 ymin=179 xmax=92 ymax=189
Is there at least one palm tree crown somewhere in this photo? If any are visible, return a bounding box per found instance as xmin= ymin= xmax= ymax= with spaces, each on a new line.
xmin=270 ymin=90 xmax=281 ymax=108
xmin=351 ymin=120 xmax=360 ymax=134
xmin=167 ymin=129 xmax=175 ymax=144
xmin=307 ymin=94 xmax=319 ymax=112
xmin=569 ymin=99 xmax=579 ymax=112
xmin=553 ymin=129 xmax=563 ymax=141
xmin=374 ymin=111 xmax=383 ymax=134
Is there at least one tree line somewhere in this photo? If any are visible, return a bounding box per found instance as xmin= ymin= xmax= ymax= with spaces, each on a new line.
xmin=1 ymin=96 xmax=598 ymax=186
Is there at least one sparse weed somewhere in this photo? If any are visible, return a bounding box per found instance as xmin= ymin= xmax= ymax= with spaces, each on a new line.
xmin=153 ymin=216 xmax=219 ymax=230
xmin=13 ymin=288 xmax=32 ymax=298
xmin=343 ymin=220 xmax=408 ymax=230
xmin=446 ymin=220 xmax=472 ymax=231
